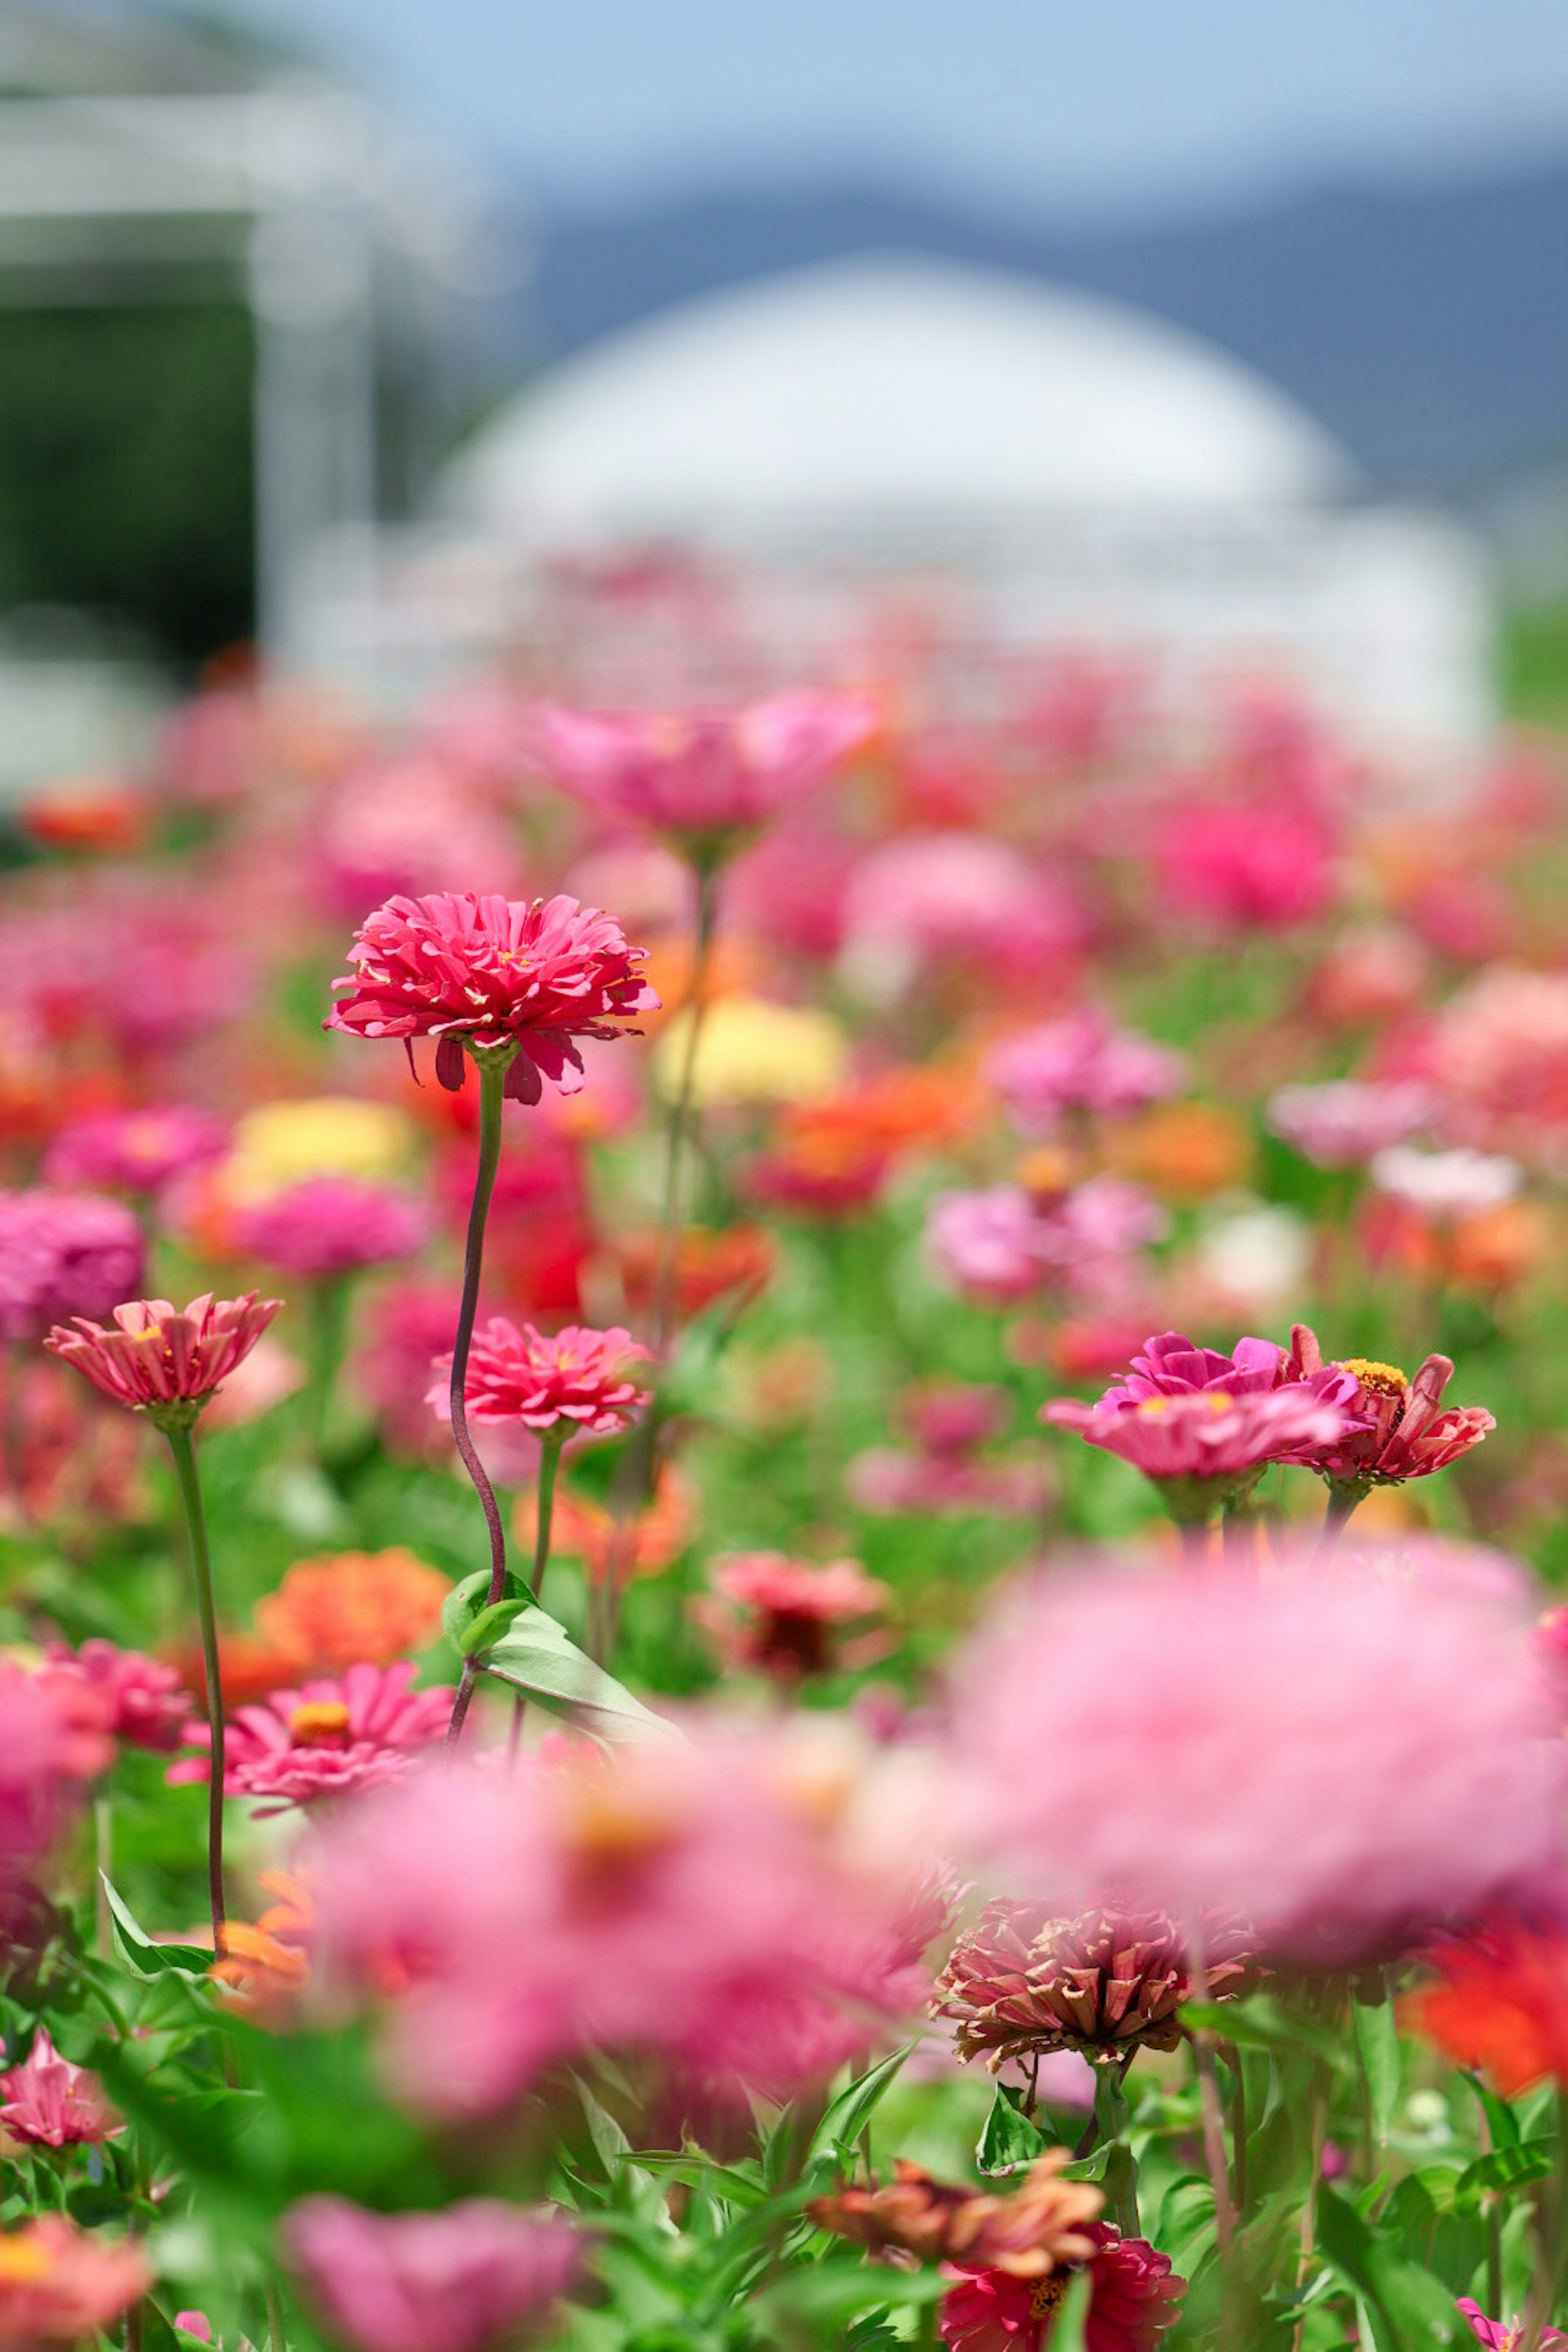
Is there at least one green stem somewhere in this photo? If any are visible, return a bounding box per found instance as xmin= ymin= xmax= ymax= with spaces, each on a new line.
xmin=651 ymin=860 xmax=721 ymax=1357
xmin=445 ymin=1056 xmax=510 ymax=1749
xmin=162 ymin=1423 xmax=226 ymax=1944
xmin=508 ymin=1434 xmax=564 ymax=1761
xmin=305 ymin=1276 xmax=350 ymax=1459
xmin=94 ymin=1793 xmax=113 ymax=1961
xmin=1519 ymin=2089 xmax=1568 ymax=2352
xmin=264 ymin=2279 xmax=287 ymax=2352
xmin=1094 ymin=2060 xmax=1140 ymax=2236
xmin=1314 ymin=1484 xmax=1364 ymax=1565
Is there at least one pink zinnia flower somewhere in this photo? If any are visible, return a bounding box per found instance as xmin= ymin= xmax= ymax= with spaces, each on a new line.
xmin=0 ymin=1188 xmax=145 ymax=1343
xmin=985 ymin=1009 xmax=1184 ymax=1137
xmin=429 ymin=1319 xmax=651 ymax=1439
xmin=0 ymin=2217 xmax=149 ymax=2345
xmin=940 ymin=2223 xmax=1184 ymax=2352
xmin=233 ymin=1177 xmax=428 ymax=1281
xmin=1041 ymin=1387 xmax=1351 ymax=1506
xmin=41 ymin=1106 xmax=228 ymax=1197
xmin=45 ymin=1292 xmax=283 ymax=1426
xmin=324 ymin=891 xmax=657 ymax=1104
xmin=1286 ymin=1325 xmax=1495 ymax=1494
xmin=1266 ymin=1079 xmax=1438 ymax=1169
xmin=945 ymin=1548 xmax=1561 ymax=1958
xmin=0 ymin=1662 xmax=113 ymax=1885
xmin=1157 ymin=800 xmax=1336 ymax=933
xmin=1457 ymin=2301 xmax=1568 ymax=2352
xmin=523 ymin=693 xmax=875 ymax=862
xmin=44 ymin=1639 xmax=190 ymax=1753
xmin=694 ymin=1552 xmax=891 ymax=1679
xmin=171 ymin=1662 xmax=451 ymax=1811
xmin=285 ymin=2196 xmax=582 ymax=2352
xmin=0 ymin=2027 xmax=119 ymax=2147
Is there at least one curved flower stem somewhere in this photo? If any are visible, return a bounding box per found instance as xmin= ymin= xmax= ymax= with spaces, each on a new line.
xmin=162 ymin=1423 xmax=226 ymax=1945
xmin=1313 ymin=1486 xmax=1363 ymax=1565
xmin=445 ymin=1056 xmax=510 ymax=1749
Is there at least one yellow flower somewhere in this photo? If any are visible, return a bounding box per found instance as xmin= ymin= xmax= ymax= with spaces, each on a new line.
xmin=656 ymin=997 xmax=848 ymax=1109
xmin=226 ymin=1098 xmax=416 ymax=1198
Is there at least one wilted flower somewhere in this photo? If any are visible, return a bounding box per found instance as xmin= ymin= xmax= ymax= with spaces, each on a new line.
xmin=285 ymin=2195 xmax=582 ymax=2352
xmin=44 ymin=1639 xmax=190 ymax=1753
xmin=254 ymin=1550 xmax=452 ymax=1674
xmin=940 ymin=2223 xmax=1184 ymax=2352
xmin=1266 ymin=1079 xmax=1437 ymax=1169
xmin=945 ymin=1548 xmax=1561 ymax=1959
xmin=1371 ymin=1145 xmax=1523 ymax=1223
xmin=523 ymin=693 xmax=875 ymax=863
xmin=232 ymin=1177 xmax=428 ymax=1280
xmin=0 ymin=2217 xmax=149 ymax=2344
xmin=694 ymin=1552 xmax=891 ymax=1680
xmin=430 ymin=1319 xmax=652 ymax=1439
xmin=42 ymin=1105 xmax=228 ymax=1196
xmin=0 ymin=1188 xmax=145 ymax=1343
xmin=986 ymin=1009 xmax=1184 ymax=1137
xmin=45 ymin=1293 xmax=283 ymax=1428
xmin=1401 ymin=1916 xmax=1568 ymax=2096
xmin=1286 ymin=1326 xmax=1494 ymax=1497
xmin=172 ymin=1662 xmax=451 ymax=1811
xmin=811 ymin=2151 xmax=1101 ymax=2275
xmin=0 ymin=2027 xmax=119 ymax=2147
xmin=932 ymin=1898 xmax=1255 ymax=2070
xmin=325 ymin=890 xmax=657 ymax=1103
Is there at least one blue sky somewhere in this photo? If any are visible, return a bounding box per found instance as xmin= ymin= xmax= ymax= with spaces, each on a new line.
xmin=225 ymin=0 xmax=1568 ymax=215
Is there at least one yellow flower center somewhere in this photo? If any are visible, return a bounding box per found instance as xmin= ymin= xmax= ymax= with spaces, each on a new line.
xmin=1340 ymin=1357 xmax=1409 ymax=1398
xmin=288 ymin=1702 xmax=352 ymax=1746
xmin=1029 ymin=2274 xmax=1072 ymax=2320
xmin=0 ymin=2238 xmax=51 ymax=2284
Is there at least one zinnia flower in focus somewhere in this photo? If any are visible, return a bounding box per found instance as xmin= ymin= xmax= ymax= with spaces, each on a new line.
xmin=45 ymin=1293 xmax=283 ymax=1430
xmin=1456 ymin=2297 xmax=1568 ymax=2350
xmin=254 ymin=1550 xmax=452 ymax=1674
xmin=693 ymin=1552 xmax=891 ymax=1680
xmin=985 ymin=1009 xmax=1184 ymax=1138
xmin=44 ymin=1639 xmax=190 ymax=1753
xmin=0 ymin=1188 xmax=145 ymax=1343
xmin=325 ymin=891 xmax=657 ymax=1103
xmin=1401 ymin=1916 xmax=1568 ymax=2096
xmin=0 ymin=2027 xmax=119 ymax=2146
xmin=1040 ymin=1387 xmax=1351 ymax=1516
xmin=286 ymin=2195 xmax=583 ymax=2352
xmin=172 ymin=1661 xmax=451 ymax=1811
xmin=430 ymin=1319 xmax=652 ymax=1439
xmin=1286 ymin=1325 xmax=1494 ymax=1498
xmin=523 ymin=693 xmax=876 ymax=865
xmin=811 ymin=2150 xmax=1101 ymax=2276
xmin=232 ymin=1176 xmax=428 ymax=1280
xmin=0 ymin=2217 xmax=149 ymax=2345
xmin=940 ymin=2223 xmax=1183 ymax=2352
xmin=945 ymin=1549 xmax=1562 ymax=1960
xmin=932 ymin=1898 xmax=1255 ymax=2071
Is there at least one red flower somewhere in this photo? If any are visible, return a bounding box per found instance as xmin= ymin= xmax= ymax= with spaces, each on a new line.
xmin=1286 ymin=1325 xmax=1494 ymax=1495
xmin=940 ymin=2225 xmax=1184 ymax=2352
xmin=45 ymin=1292 xmax=283 ymax=1427
xmin=429 ymin=1319 xmax=652 ymax=1439
xmin=325 ymin=891 xmax=657 ymax=1104
xmin=1402 ymin=1916 xmax=1568 ymax=2096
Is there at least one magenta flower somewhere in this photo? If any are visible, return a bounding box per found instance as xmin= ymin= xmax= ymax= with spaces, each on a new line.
xmin=940 ymin=2224 xmax=1184 ymax=2352
xmin=45 ymin=1639 xmax=190 ymax=1754
xmin=1041 ymin=1388 xmax=1352 ymax=1508
xmin=1157 ymin=800 xmax=1336 ymax=933
xmin=985 ymin=1008 xmax=1185 ymax=1137
xmin=285 ymin=2196 xmax=582 ymax=2352
xmin=0 ymin=2028 xmax=119 ymax=2147
xmin=42 ymin=1105 xmax=228 ymax=1196
xmin=1457 ymin=2299 xmax=1568 ymax=2351
xmin=694 ymin=1552 xmax=890 ymax=1679
xmin=325 ymin=891 xmax=657 ymax=1105
xmin=945 ymin=1547 xmax=1561 ymax=1958
xmin=234 ymin=1178 xmax=429 ymax=1281
xmin=1287 ymin=1325 xmax=1495 ymax=1495
xmin=523 ymin=693 xmax=875 ymax=862
xmin=0 ymin=1188 xmax=145 ymax=1344
xmin=927 ymin=1183 xmax=1165 ymax=1308
xmin=429 ymin=1318 xmax=651 ymax=1439
xmin=1265 ymin=1079 xmax=1437 ymax=1169
xmin=171 ymin=1662 xmax=451 ymax=1811
xmin=45 ymin=1293 xmax=283 ymax=1428
xmin=1095 ymin=1330 xmax=1293 ymax=1405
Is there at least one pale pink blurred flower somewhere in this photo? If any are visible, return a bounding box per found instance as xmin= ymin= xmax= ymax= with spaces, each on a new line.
xmin=945 ymin=1548 xmax=1562 ymax=1958
xmin=902 ymin=1382 xmax=1013 ymax=1453
xmin=986 ymin=1009 xmax=1185 ymax=1137
xmin=233 ymin=1178 xmax=429 ymax=1281
xmin=0 ymin=2027 xmax=119 ymax=2146
xmin=200 ymin=1334 xmax=307 ymax=1431
xmin=841 ymin=833 xmax=1089 ymax=991
xmin=0 ymin=1189 xmax=145 ymax=1343
xmin=319 ymin=759 xmax=525 ymax=915
xmin=694 ymin=1552 xmax=891 ymax=1680
xmin=1042 ymin=1387 xmax=1352 ymax=1500
xmin=44 ymin=1639 xmax=190 ymax=1753
xmin=849 ymin=1382 xmax=1049 ymax=1517
xmin=171 ymin=1662 xmax=451 ymax=1811
xmin=927 ymin=1182 xmax=1165 ymax=1307
xmin=523 ymin=692 xmax=875 ymax=860
xmin=429 ymin=1319 xmax=651 ymax=1438
xmin=45 ymin=1292 xmax=283 ymax=1424
xmin=325 ymin=891 xmax=658 ymax=1104
xmin=0 ymin=2216 xmax=149 ymax=2344
xmin=42 ymin=1106 xmax=228 ymax=1196
xmin=1307 ymin=925 xmax=1433 ymax=1029
xmin=1286 ymin=1325 xmax=1494 ymax=1493
xmin=940 ymin=2224 xmax=1183 ymax=2352
xmin=1371 ymin=1144 xmax=1523 ymax=1222
xmin=0 ymin=1662 xmax=112 ymax=1886
xmin=305 ymin=1723 xmax=931 ymax=2114
xmin=1266 ymin=1079 xmax=1439 ymax=1169
xmin=285 ymin=2196 xmax=582 ymax=2352
xmin=1157 ymin=801 xmax=1336 ymax=933
xmin=1421 ymin=966 xmax=1568 ymax=1142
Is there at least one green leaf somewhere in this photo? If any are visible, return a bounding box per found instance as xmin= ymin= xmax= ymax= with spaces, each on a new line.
xmin=1352 ymin=1993 xmax=1403 ymax=2148
xmin=1316 ymin=2184 xmax=1461 ymax=2350
xmin=749 ymin=2259 xmax=945 ymax=2330
xmin=1454 ymin=2139 xmax=1555 ymax=2207
xmin=443 ymin=1570 xmax=676 ymax=1743
xmin=1049 ymin=2270 xmax=1093 ymax=2352
xmin=457 ymin=1595 xmax=539 ymax=1655
xmin=98 ymin=1877 xmax=211 ymax=1980
xmin=807 ymin=2044 xmax=915 ymax=2176
xmin=976 ymin=2079 xmax=1048 ymax=2176
xmin=1466 ymin=2073 xmax=1522 ymax=2150
xmin=442 ymin=1568 xmax=523 ymax=1650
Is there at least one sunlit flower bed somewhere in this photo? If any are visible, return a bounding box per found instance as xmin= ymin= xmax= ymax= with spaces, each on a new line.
xmin=6 ymin=618 xmax=1568 ymax=2351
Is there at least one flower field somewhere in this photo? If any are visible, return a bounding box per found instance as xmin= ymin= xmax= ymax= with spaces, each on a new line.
xmin=6 ymin=630 xmax=1568 ymax=2351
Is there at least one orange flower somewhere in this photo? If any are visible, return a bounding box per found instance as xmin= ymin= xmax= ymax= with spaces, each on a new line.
xmin=254 ymin=1549 xmax=452 ymax=1674
xmin=516 ymin=1465 xmax=696 ymax=1586
xmin=1108 ymin=1103 xmax=1253 ymax=1200
xmin=19 ymin=775 xmax=149 ymax=855
xmin=1401 ymin=1918 xmax=1568 ymax=2096
xmin=165 ymin=1629 xmax=304 ymax=1710
xmin=211 ymin=1870 xmax=316 ymax=2008
xmin=611 ymin=1225 xmax=777 ymax=1321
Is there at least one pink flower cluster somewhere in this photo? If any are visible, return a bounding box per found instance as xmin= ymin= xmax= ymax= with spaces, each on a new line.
xmin=325 ymin=890 xmax=657 ymax=1104
xmin=234 ymin=1177 xmax=429 ymax=1281
xmin=286 ymin=2195 xmax=582 ymax=2352
xmin=985 ymin=1007 xmax=1185 ymax=1137
xmin=45 ymin=1639 xmax=190 ymax=1753
xmin=172 ymin=1663 xmax=451 ymax=1811
xmin=430 ymin=1319 xmax=652 ymax=1439
xmin=0 ymin=1188 xmax=145 ymax=1343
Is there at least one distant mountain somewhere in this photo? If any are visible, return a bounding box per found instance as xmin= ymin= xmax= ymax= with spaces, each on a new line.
xmin=518 ymin=163 xmax=1568 ymax=498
